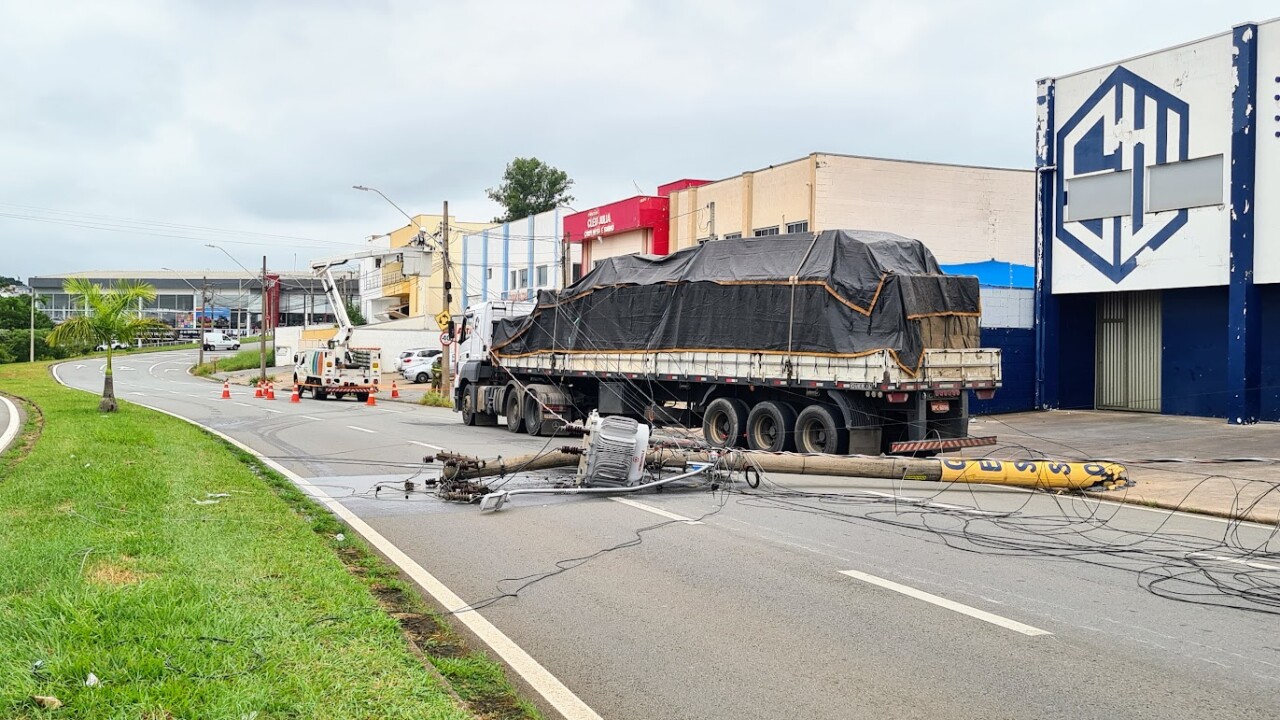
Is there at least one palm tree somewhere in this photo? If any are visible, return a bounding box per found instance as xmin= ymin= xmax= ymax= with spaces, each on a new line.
xmin=47 ymin=278 xmax=170 ymax=412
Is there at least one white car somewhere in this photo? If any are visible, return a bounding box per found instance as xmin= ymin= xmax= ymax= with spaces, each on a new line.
xmin=96 ymin=340 xmax=130 ymax=351
xmin=401 ymin=355 xmax=440 ymax=385
xmin=395 ymin=347 xmax=439 ymax=371
xmin=202 ymin=332 xmax=241 ymax=352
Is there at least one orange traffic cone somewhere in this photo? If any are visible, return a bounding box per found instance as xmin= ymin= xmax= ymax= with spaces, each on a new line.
xmin=290 ymin=385 xmax=300 ymax=403
xmin=266 ymin=382 xmax=276 ymax=400
xmin=390 ymin=380 xmax=400 ymax=399
xmin=253 ymin=382 xmax=264 ymax=399
xmin=221 ymin=381 xmax=231 ymax=399
xmin=366 ymin=391 xmax=377 ymax=407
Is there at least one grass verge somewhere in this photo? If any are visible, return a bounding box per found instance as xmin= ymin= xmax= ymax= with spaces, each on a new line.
xmin=0 ymin=361 xmax=539 ymax=719
xmin=192 ymin=345 xmax=273 ymax=377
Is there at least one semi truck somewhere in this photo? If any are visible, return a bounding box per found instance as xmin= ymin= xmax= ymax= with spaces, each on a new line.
xmin=453 ymin=230 xmax=1001 ymax=455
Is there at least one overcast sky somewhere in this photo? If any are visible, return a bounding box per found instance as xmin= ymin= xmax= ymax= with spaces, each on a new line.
xmin=2 ymin=0 xmax=1275 ymax=280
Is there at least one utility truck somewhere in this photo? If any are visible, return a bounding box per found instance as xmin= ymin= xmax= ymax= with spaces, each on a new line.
xmin=453 ymin=230 xmax=1002 ymax=455
xmin=291 ymin=256 xmax=385 ymax=401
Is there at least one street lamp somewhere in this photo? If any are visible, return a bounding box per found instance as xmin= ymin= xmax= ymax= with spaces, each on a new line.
xmin=162 ymin=267 xmax=209 ymax=367
xmin=353 ymin=185 xmax=434 ymax=247
xmin=206 ymin=244 xmax=269 ymax=382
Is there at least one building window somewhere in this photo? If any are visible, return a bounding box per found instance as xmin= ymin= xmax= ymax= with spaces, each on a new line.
xmin=723 ymin=232 xmax=742 ymax=240
xmin=753 ymin=226 xmax=779 ymax=237
xmin=518 ymin=268 xmax=529 ymax=288
xmin=486 ymin=268 xmax=493 ymax=279
xmin=571 ymin=262 xmax=582 ymax=281
xmin=510 ymin=270 xmax=518 ymax=289
xmin=786 ymin=221 xmax=809 ymax=234
xmin=374 ymin=258 xmax=382 ymax=268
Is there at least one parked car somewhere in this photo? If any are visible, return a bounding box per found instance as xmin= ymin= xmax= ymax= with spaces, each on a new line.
xmin=402 ymin=355 xmax=441 ymax=385
xmin=394 ymin=347 xmax=440 ymax=371
xmin=95 ymin=340 xmax=130 ymax=351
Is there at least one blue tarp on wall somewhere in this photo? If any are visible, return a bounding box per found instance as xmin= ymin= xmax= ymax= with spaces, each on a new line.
xmin=940 ymin=261 xmax=1034 ymax=289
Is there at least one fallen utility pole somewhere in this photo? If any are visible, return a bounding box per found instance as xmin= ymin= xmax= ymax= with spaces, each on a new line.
xmin=438 ymin=449 xmax=1128 ymax=491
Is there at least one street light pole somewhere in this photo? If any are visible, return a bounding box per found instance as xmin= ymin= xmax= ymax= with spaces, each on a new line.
xmin=29 ymin=285 xmax=35 ymax=363
xmin=261 ymin=256 xmax=268 ymax=382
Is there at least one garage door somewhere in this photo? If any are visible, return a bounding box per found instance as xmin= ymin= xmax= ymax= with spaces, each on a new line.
xmin=1095 ymin=291 xmax=1161 ymax=412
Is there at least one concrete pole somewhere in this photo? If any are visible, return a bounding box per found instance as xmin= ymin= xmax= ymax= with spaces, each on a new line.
xmin=29 ymin=285 xmax=35 ymax=363
xmin=260 ymin=256 xmax=268 ymax=382
xmin=440 ymin=200 xmax=452 ymax=402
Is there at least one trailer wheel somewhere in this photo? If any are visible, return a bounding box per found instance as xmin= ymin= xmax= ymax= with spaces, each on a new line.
xmin=523 ymin=393 xmax=545 ymax=435
xmin=746 ymin=401 xmax=797 ymax=452
xmin=355 ymin=392 xmax=369 ymax=403
xmin=794 ymin=405 xmax=848 ymax=455
xmin=703 ymin=397 xmax=749 ymax=448
xmin=314 ymin=388 xmax=328 ymax=401
xmin=505 ymin=391 xmax=526 ymax=433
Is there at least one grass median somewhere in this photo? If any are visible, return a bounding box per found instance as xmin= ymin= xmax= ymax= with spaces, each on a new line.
xmin=192 ymin=345 xmax=272 ymax=377
xmin=0 ymin=361 xmax=539 ymax=719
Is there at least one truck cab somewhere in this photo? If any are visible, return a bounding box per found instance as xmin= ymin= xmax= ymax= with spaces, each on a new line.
xmin=453 ymin=300 xmax=535 ymax=403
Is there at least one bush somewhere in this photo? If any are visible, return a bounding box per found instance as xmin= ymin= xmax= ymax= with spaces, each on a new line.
xmin=418 ymin=391 xmax=453 ymax=408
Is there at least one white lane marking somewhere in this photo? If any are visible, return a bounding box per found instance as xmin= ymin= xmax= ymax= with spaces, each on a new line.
xmin=346 ymin=425 xmax=375 ymax=434
xmin=302 ymin=415 xmax=324 ymax=422
xmin=169 ymin=390 xmax=182 ymax=394
xmin=49 ymin=366 xmax=603 ymax=720
xmin=610 ymin=497 xmax=703 ymax=524
xmin=0 ymin=395 xmax=20 ymax=454
xmin=129 ymin=392 xmax=146 ymax=396
xmin=234 ymin=402 xmax=254 ymax=408
xmin=409 ymin=440 xmax=446 ymax=451
xmin=839 ymin=569 xmax=1051 ymax=637
xmin=1188 ymin=552 xmax=1280 ymax=571
xmin=263 ymin=408 xmax=283 ymax=414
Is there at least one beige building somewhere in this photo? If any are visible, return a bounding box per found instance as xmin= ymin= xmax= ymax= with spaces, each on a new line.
xmin=667 ymin=153 xmax=1034 ymax=265
xmin=378 ymin=214 xmax=495 ymax=323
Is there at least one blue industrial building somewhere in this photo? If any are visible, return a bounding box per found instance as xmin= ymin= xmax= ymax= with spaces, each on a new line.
xmin=1035 ymin=20 xmax=1280 ymax=423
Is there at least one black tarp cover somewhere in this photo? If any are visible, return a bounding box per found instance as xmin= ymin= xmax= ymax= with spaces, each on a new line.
xmin=492 ymin=230 xmax=980 ymax=376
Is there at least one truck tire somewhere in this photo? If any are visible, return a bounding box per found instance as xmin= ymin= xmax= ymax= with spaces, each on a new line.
xmin=523 ymin=393 xmax=545 ymax=435
xmin=461 ymin=387 xmax=478 ymax=426
xmin=505 ymin=391 xmax=526 ymax=433
xmin=355 ymin=392 xmax=369 ymax=403
xmin=314 ymin=388 xmax=328 ymax=401
xmin=703 ymin=397 xmax=749 ymax=448
xmin=746 ymin=401 xmax=797 ymax=452
xmin=794 ymin=404 xmax=848 ymax=455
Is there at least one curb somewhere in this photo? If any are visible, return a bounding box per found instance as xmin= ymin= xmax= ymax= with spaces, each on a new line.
xmin=0 ymin=394 xmax=21 ymax=456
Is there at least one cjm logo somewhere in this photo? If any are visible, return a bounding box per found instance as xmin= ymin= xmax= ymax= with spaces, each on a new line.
xmin=1056 ymin=66 xmax=1190 ymax=283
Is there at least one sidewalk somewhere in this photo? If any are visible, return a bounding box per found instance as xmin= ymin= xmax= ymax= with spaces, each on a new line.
xmin=970 ymin=410 xmax=1280 ymax=525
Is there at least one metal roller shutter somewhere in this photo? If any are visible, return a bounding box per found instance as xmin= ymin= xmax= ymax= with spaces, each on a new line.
xmin=1095 ymin=291 xmax=1161 ymax=412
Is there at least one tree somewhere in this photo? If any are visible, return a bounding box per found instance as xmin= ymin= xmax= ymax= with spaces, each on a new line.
xmin=0 ymin=294 xmax=53 ymax=330
xmin=345 ymin=301 xmax=366 ymax=327
xmin=47 ymin=279 xmax=169 ymax=412
xmin=486 ymin=157 xmax=575 ymax=223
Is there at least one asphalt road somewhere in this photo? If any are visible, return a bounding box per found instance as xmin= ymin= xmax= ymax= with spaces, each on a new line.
xmin=56 ymin=350 xmax=1280 ymax=719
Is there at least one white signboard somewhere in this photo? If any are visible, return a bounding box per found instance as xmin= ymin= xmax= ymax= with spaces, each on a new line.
xmin=1052 ymin=33 xmax=1233 ymax=294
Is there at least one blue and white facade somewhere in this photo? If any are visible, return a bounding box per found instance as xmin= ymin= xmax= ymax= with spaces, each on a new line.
xmin=942 ymin=261 xmax=1036 ymax=415
xmin=459 ymin=209 xmax=582 ymax=309
xmin=1037 ymin=20 xmax=1280 ymax=422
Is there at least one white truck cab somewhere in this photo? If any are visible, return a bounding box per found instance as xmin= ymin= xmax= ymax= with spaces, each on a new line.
xmin=202 ymin=331 xmax=240 ymax=352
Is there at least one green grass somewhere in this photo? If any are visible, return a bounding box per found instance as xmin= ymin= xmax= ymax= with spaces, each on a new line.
xmin=0 ymin=362 xmax=537 ymax=719
xmin=192 ymin=345 xmax=273 ymax=377
xmin=418 ymin=391 xmax=453 ymax=408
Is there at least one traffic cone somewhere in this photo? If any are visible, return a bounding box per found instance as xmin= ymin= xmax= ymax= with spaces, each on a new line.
xmin=366 ymin=391 xmax=377 ymax=407
xmin=290 ymin=385 xmax=300 ymax=403
xmin=266 ymin=382 xmax=276 ymax=400
xmin=221 ymin=381 xmax=231 ymax=399
xmin=390 ymin=380 xmax=400 ymax=399
xmin=253 ymin=382 xmax=264 ymax=399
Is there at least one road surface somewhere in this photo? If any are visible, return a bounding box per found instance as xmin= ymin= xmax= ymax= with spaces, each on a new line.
xmin=55 ymin=350 xmax=1280 ymax=719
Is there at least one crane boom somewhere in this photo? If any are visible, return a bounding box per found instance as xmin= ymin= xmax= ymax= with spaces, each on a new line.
xmin=309 ymin=246 xmax=431 ymax=350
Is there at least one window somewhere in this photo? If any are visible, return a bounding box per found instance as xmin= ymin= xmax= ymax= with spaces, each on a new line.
xmin=509 ymin=270 xmax=518 ymax=289
xmin=753 ymin=226 xmax=779 ymax=237
xmin=486 ymin=268 xmax=493 ymax=279
xmin=518 ymin=268 xmax=529 ymax=288
xmin=723 ymin=232 xmax=743 ymax=240
xmin=571 ymin=262 xmax=582 ymax=281
xmin=536 ymin=265 xmax=549 ymax=287
xmin=786 ymin=221 xmax=809 ymax=234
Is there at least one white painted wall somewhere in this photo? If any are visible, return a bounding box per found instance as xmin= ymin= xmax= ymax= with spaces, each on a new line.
xmin=460 ymin=210 xmax=579 ymax=308
xmin=980 ymin=288 xmax=1034 ymax=329
xmin=1255 ymin=20 xmax=1280 ymax=284
xmin=816 ymin=155 xmax=1034 ymax=265
xmin=1051 ymin=32 xmax=1234 ymax=294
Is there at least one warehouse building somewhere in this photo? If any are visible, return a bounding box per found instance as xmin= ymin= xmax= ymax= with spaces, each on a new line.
xmin=1036 ymin=19 xmax=1280 ymax=422
xmin=29 ymin=270 xmax=356 ymax=334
